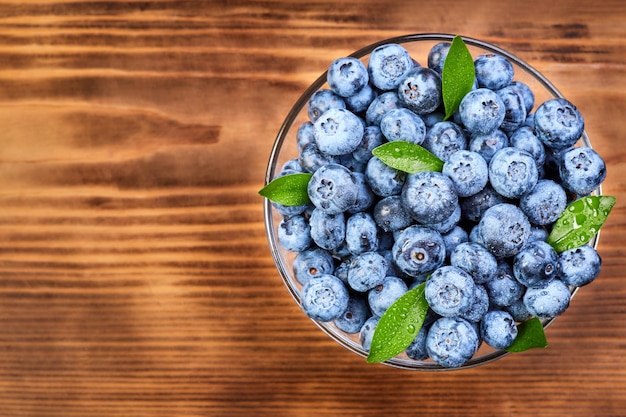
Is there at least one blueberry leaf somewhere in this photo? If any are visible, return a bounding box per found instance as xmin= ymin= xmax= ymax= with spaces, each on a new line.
xmin=442 ymin=35 xmax=475 ymax=120
xmin=547 ymin=195 xmax=616 ymax=253
xmin=371 ymin=141 xmax=443 ymax=174
xmin=366 ymin=283 xmax=428 ymax=364
xmin=505 ymin=317 xmax=548 ymax=353
xmin=259 ymin=172 xmax=313 ymax=206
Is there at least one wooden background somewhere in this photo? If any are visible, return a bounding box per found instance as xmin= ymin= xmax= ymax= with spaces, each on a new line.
xmin=0 ymin=1 xmax=625 ymax=416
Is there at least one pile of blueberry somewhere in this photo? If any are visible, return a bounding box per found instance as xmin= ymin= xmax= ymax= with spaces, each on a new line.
xmin=272 ymin=41 xmax=607 ymax=368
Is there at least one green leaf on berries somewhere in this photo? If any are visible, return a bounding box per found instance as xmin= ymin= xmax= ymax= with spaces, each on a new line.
xmin=372 ymin=141 xmax=443 ymax=174
xmin=442 ymin=35 xmax=475 ymax=120
xmin=505 ymin=317 xmax=548 ymax=352
xmin=259 ymin=172 xmax=313 ymax=206
xmin=547 ymin=195 xmax=616 ymax=253
xmin=367 ymin=283 xmax=428 ymax=364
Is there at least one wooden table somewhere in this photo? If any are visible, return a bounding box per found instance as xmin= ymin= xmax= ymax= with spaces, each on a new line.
xmin=0 ymin=1 xmax=625 ymax=416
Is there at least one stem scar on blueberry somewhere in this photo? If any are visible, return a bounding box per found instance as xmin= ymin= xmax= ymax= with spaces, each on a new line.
xmin=413 ymin=251 xmax=425 ymax=261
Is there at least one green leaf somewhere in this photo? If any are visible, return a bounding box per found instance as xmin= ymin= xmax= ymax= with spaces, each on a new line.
xmin=547 ymin=195 xmax=616 ymax=253
xmin=258 ymin=172 xmax=313 ymax=206
xmin=367 ymin=283 xmax=429 ymax=364
xmin=371 ymin=141 xmax=443 ymax=174
xmin=442 ymin=35 xmax=475 ymax=120
xmin=505 ymin=317 xmax=548 ymax=353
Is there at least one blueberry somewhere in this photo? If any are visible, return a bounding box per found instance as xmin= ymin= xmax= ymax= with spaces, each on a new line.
xmin=559 ymin=245 xmax=602 ymax=287
xmin=299 ymin=142 xmax=337 ymax=174
xmin=365 ymin=156 xmax=406 ymax=197
xmin=425 ymin=265 xmax=476 ymax=317
xmin=278 ymin=214 xmax=312 ymax=252
xmin=424 ymin=203 xmax=461 ymax=234
xmin=405 ymin=324 xmax=431 ymax=361
xmin=422 ymin=121 xmax=468 ymax=162
xmin=330 ymin=241 xmax=351 ymax=259
xmin=308 ymin=164 xmax=358 ymax=215
xmin=460 ymin=184 xmax=506 ymax=222
xmin=401 ymin=171 xmax=458 ymax=224
xmin=558 ymin=146 xmax=607 ymax=195
xmin=392 ymin=225 xmax=446 ymax=278
xmin=513 ymin=240 xmax=560 ymax=289
xmin=488 ymin=147 xmax=538 ymax=199
xmin=346 ymin=172 xmax=375 ymax=214
xmin=333 ymin=257 xmax=352 ymax=285
xmin=534 ymin=98 xmax=584 ymax=150
xmin=397 ymin=66 xmax=442 ymax=115
xmin=509 ymin=80 xmax=535 ymax=114
xmin=474 ymin=53 xmax=514 ymax=90
xmin=360 ymin=316 xmax=380 ymax=351
xmin=307 ymin=89 xmax=346 ymax=122
xmin=313 ymin=108 xmax=364 ymax=156
xmin=347 ymin=251 xmax=389 ymax=292
xmin=496 ymin=85 xmax=527 ymax=133
xmin=427 ymin=42 xmax=451 ymax=74
xmin=379 ymin=248 xmax=400 ymax=276
xmin=528 ymin=226 xmax=549 ymax=244
xmin=509 ymin=126 xmax=546 ymax=169
xmin=368 ymin=43 xmax=413 ymax=91
xmin=459 ymin=88 xmax=506 ymax=135
xmin=520 ymin=179 xmax=567 ymax=226
xmin=480 ymin=310 xmax=518 ymax=349
xmin=327 ymin=57 xmax=369 ymax=97
xmin=281 ymin=157 xmax=303 ymax=173
xmin=506 ymin=298 xmax=533 ymax=322
xmin=373 ymin=195 xmax=414 ymax=232
xmin=442 ymin=225 xmax=469 ymax=257
xmin=368 ymin=276 xmax=408 ymax=317
xmin=468 ymin=129 xmax=509 ymax=164
xmin=296 ymin=121 xmax=316 ymax=153
xmin=309 ymin=208 xmax=346 ymax=251
xmin=345 ymin=212 xmax=379 ymax=255
xmin=380 ymin=108 xmax=426 ymax=145
xmin=443 ymin=150 xmax=489 ymax=197
xmin=478 ymin=203 xmax=532 ymax=258
xmin=485 ymin=261 xmax=525 ymax=307
xmin=406 ymin=309 xmax=439 ymax=361
xmin=450 ymin=242 xmax=498 ymax=284
xmin=461 ymin=284 xmax=490 ymax=323
xmin=336 ymin=153 xmax=366 ymax=174
xmin=352 ymin=125 xmax=384 ymax=163
xmin=523 ymin=278 xmax=571 ymax=319
xmin=344 ymin=83 xmax=378 ymax=114
xmin=301 ymin=274 xmax=349 ymax=322
xmin=426 ymin=316 xmax=480 ymax=368
xmin=422 ymin=110 xmax=445 ymax=128
xmin=293 ymin=247 xmax=335 ymax=285
xmin=365 ymin=91 xmax=402 ymax=126
xmin=468 ymin=223 xmax=484 ymax=246
xmin=334 ymin=294 xmax=370 ymax=333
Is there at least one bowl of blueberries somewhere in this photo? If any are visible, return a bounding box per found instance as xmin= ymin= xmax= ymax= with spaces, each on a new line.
xmin=261 ymin=33 xmax=611 ymax=370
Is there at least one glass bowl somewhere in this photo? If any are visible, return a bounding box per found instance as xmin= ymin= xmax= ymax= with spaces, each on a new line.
xmin=263 ymin=33 xmax=599 ymax=371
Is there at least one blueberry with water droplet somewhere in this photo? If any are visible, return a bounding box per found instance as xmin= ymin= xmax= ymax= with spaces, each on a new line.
xmin=559 ymin=244 xmax=602 ymax=287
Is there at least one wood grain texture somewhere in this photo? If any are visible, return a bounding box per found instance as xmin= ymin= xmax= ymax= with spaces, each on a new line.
xmin=0 ymin=0 xmax=625 ymax=416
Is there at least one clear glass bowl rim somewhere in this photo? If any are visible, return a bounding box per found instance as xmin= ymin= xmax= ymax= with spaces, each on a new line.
xmin=263 ymin=33 xmax=599 ymax=371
